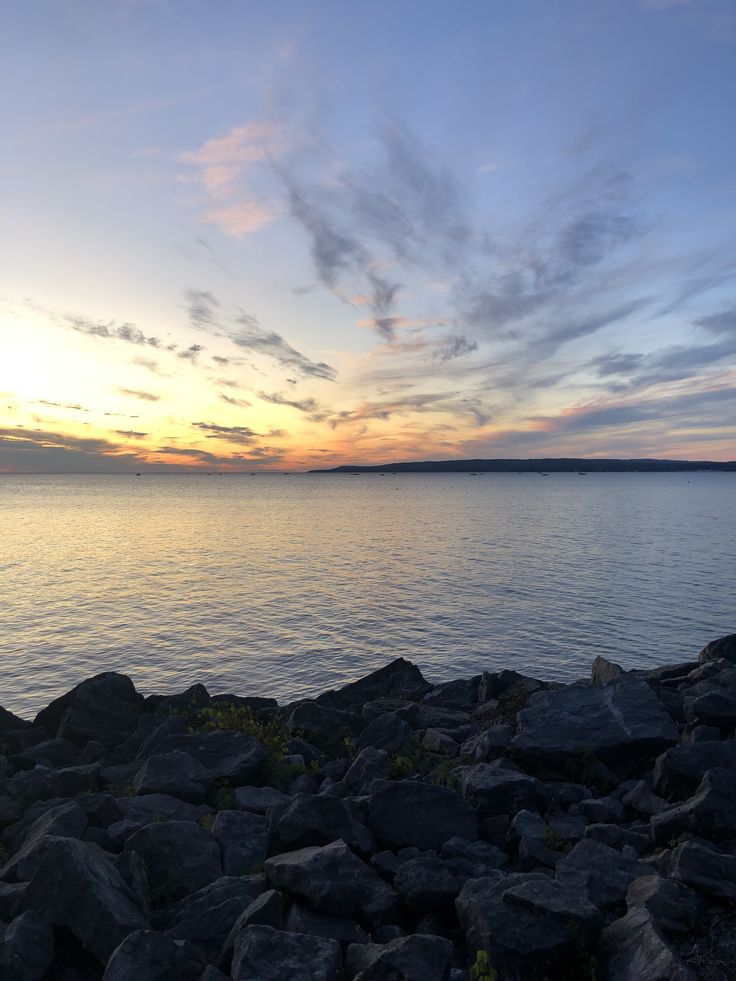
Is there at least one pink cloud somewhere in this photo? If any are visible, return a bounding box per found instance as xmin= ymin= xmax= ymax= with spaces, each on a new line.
xmin=202 ymin=201 xmax=275 ymax=236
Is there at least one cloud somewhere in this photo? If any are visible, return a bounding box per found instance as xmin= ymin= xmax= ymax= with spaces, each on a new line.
xmin=178 ymin=343 xmax=205 ymax=363
xmin=591 ymin=352 xmax=646 ymax=376
xmin=116 ymin=430 xmax=148 ymax=438
xmin=693 ymin=308 xmax=736 ymax=335
xmin=436 ymin=336 xmax=478 ymax=363
xmin=201 ymin=202 xmax=275 ymax=236
xmin=117 ymin=388 xmax=160 ymax=401
xmin=219 ymin=393 xmax=252 ymax=408
xmin=37 ymin=400 xmax=89 ymax=412
xmin=67 ymin=316 xmax=170 ymax=349
xmin=258 ymin=390 xmax=329 ymax=421
xmin=192 ymin=421 xmax=259 ymax=444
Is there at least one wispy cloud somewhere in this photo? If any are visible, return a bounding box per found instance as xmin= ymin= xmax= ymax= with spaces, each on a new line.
xmin=117 ymin=387 xmax=161 ymax=402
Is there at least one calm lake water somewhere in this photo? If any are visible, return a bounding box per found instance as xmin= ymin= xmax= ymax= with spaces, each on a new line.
xmin=1 ymin=472 xmax=733 ymax=718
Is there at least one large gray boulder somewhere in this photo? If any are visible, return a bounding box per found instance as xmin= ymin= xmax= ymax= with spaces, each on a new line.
xmin=367 ymin=780 xmax=477 ymax=849
xmin=34 ymin=672 xmax=144 ymax=749
xmin=264 ymin=840 xmax=397 ymax=924
xmin=149 ymin=730 xmax=268 ymax=786
xmin=555 ymin=838 xmax=649 ymax=911
xmin=132 ymin=751 xmax=214 ymax=803
xmin=346 ymin=934 xmax=453 ymax=981
xmin=269 ymin=793 xmax=372 ymax=855
xmin=512 ymin=676 xmax=679 ymax=762
xmin=597 ymin=907 xmax=695 ymax=981
xmin=651 ymin=767 xmax=736 ymax=843
xmin=212 ymin=810 xmax=269 ymax=874
xmin=394 ymin=855 xmax=468 ymax=913
xmin=231 ymin=924 xmax=343 ymax=981
xmin=666 ymin=840 xmax=736 ymax=900
xmin=626 ymin=875 xmax=702 ymax=934
xmin=0 ymin=911 xmax=54 ymax=981
xmin=652 ymin=740 xmax=736 ymax=799
xmin=123 ymin=821 xmax=222 ymax=902
xmin=316 ymin=658 xmax=430 ymax=710
xmin=0 ymin=799 xmax=87 ymax=882
xmin=699 ymin=634 xmax=736 ymax=664
xmin=102 ymin=929 xmax=204 ymax=981
xmin=456 ymin=759 xmax=548 ymax=818
xmin=19 ymin=837 xmax=148 ymax=962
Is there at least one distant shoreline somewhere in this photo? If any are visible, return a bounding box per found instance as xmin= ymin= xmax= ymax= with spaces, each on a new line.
xmin=309 ymin=457 xmax=736 ymax=474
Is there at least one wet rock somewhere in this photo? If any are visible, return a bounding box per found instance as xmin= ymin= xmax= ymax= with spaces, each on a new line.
xmin=19 ymin=837 xmax=148 ymax=962
xmin=124 ymin=821 xmax=222 ymax=902
xmin=653 ymin=740 xmax=736 ymax=799
xmin=626 ymin=875 xmax=702 ymax=934
xmin=0 ymin=911 xmax=54 ymax=981
xmin=164 ymin=875 xmax=265 ymax=965
xmin=285 ymin=901 xmax=369 ymax=946
xmin=356 ymin=713 xmax=411 ymax=754
xmin=456 ymin=873 xmax=602 ymax=979
xmin=316 ymin=658 xmax=431 ymax=710
xmin=592 ymin=656 xmax=625 ymax=684
xmin=512 ymin=676 xmax=679 ymax=763
xmin=269 ymin=793 xmax=372 ymax=855
xmin=666 ymin=840 xmax=736 ymax=900
xmin=34 ymin=672 xmax=144 ymax=749
xmin=265 ymin=840 xmax=398 ymax=924
xmin=231 ymin=924 xmax=342 ymax=981
xmin=341 ymin=747 xmax=392 ymax=796
xmin=132 ymin=751 xmax=214 ymax=804
xmin=367 ymin=779 xmax=478 ymax=849
xmin=699 ymin=634 xmax=736 ymax=664
xmin=102 ymin=929 xmax=204 ymax=981
xmin=346 ymin=933 xmax=453 ymax=981
xmin=212 ymin=810 xmax=269 ymax=874
xmin=232 ymin=785 xmax=289 ymax=814
xmin=394 ymin=855 xmax=468 ymax=913
xmin=456 ymin=759 xmax=548 ymax=818
xmin=555 ymin=838 xmax=649 ymax=910
xmin=150 ymin=730 xmax=268 ymax=786
xmin=0 ymin=799 xmax=87 ymax=882
xmin=598 ymin=906 xmax=694 ymax=981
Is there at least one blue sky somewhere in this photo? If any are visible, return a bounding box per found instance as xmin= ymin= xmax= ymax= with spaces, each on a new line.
xmin=1 ymin=0 xmax=735 ymax=470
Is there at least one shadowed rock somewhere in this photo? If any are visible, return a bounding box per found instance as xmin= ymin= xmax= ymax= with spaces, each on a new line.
xmin=699 ymin=634 xmax=736 ymax=664
xmin=231 ymin=924 xmax=343 ymax=981
xmin=102 ymin=930 xmax=204 ymax=981
xmin=34 ymin=672 xmax=144 ymax=749
xmin=367 ymin=779 xmax=478 ymax=849
xmin=316 ymin=658 xmax=431 ymax=711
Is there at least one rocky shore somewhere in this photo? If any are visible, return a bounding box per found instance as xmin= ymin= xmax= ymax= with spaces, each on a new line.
xmin=1 ymin=635 xmax=736 ymax=980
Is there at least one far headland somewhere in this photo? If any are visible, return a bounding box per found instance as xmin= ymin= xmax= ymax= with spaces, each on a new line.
xmin=309 ymin=457 xmax=736 ymax=474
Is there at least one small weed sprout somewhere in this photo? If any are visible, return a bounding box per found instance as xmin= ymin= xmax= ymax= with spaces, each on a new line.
xmin=470 ymin=949 xmax=497 ymax=981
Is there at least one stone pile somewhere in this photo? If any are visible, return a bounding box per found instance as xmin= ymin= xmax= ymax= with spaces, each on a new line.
xmin=1 ymin=635 xmax=735 ymax=979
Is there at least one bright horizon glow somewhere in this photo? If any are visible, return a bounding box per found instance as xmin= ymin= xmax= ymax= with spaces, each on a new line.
xmin=1 ymin=0 xmax=735 ymax=472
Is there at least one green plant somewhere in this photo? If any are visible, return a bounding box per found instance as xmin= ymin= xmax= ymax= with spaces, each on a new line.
xmin=198 ymin=812 xmax=216 ymax=830
xmin=431 ymin=757 xmax=458 ymax=787
xmin=209 ymin=778 xmax=235 ymax=810
xmin=543 ymin=824 xmax=570 ymax=852
xmin=194 ymin=703 xmax=291 ymax=757
xmin=122 ymin=785 xmax=138 ymax=797
xmin=342 ymin=736 xmax=358 ymax=760
xmin=469 ymin=949 xmax=497 ymax=981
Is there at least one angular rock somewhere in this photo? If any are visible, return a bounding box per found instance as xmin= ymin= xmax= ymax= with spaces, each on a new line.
xmin=34 ymin=672 xmax=144 ymax=749
xmin=232 ymin=785 xmax=289 ymax=814
xmin=666 ymin=840 xmax=736 ymax=900
xmin=265 ymin=840 xmax=397 ymax=924
xmin=592 ymin=656 xmax=625 ymax=684
xmin=285 ymin=901 xmax=369 ymax=946
xmin=346 ymin=934 xmax=453 ymax=981
xmin=456 ymin=873 xmax=602 ymax=979
xmin=651 ymin=767 xmax=736 ymax=843
xmin=394 ymin=855 xmax=468 ymax=913
xmin=165 ymin=875 xmax=265 ymax=965
xmin=19 ymin=837 xmax=148 ymax=962
xmin=598 ymin=907 xmax=694 ymax=980
xmin=124 ymin=821 xmax=222 ymax=903
xmin=420 ymin=731 xmax=461 ymax=759
xmin=341 ymin=747 xmax=392 ymax=796
xmin=0 ymin=799 xmax=87 ymax=882
xmin=685 ymin=689 xmax=736 ymax=727
xmin=286 ymin=701 xmax=363 ymax=750
xmin=653 ymin=740 xmax=736 ymax=799
xmin=622 ymin=780 xmax=669 ymax=817
xmin=149 ymin=730 xmax=268 ymax=786
xmin=132 ymin=751 xmax=214 ymax=803
xmin=367 ymin=780 xmax=477 ymax=849
xmin=212 ymin=809 xmax=269 ymax=874
xmin=356 ymin=713 xmax=411 ymax=754
xmin=555 ymin=838 xmax=649 ymax=910
xmin=699 ymin=634 xmax=736 ymax=664
xmin=439 ymin=836 xmax=507 ymax=874
xmin=269 ymin=793 xmax=371 ymax=855
xmin=0 ymin=911 xmax=54 ymax=981
xmin=578 ymin=795 xmax=624 ymax=823
xmin=626 ymin=875 xmax=701 ymax=934
xmin=456 ymin=759 xmax=548 ymax=818
xmin=584 ymin=823 xmax=649 ymax=855
xmin=512 ymin=676 xmax=679 ymax=762
xmin=316 ymin=658 xmax=431 ymax=710
xmin=231 ymin=924 xmax=342 ymax=981
xmin=102 ymin=930 xmax=204 ymax=981
xmin=114 ymin=793 xmax=211 ymax=828
xmin=459 ymin=725 xmax=513 ymax=764
xmin=11 ymin=737 xmax=80 ymax=770
xmin=8 ymin=763 xmax=100 ymax=804
xmin=219 ymin=888 xmax=283 ymax=966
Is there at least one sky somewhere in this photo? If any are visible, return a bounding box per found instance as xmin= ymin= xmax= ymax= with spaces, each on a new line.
xmin=1 ymin=0 xmax=735 ymax=472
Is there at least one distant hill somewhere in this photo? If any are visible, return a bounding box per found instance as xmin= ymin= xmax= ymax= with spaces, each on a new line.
xmin=309 ymin=458 xmax=736 ymax=473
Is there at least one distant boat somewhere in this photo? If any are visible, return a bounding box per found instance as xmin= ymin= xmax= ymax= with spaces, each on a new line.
xmin=578 ymin=472 xmax=587 ymax=476
xmin=135 ymin=473 xmax=141 ymax=477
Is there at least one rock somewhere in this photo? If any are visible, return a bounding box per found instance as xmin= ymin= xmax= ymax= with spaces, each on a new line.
xmin=232 ymin=785 xmax=289 ymax=814
xmin=439 ymin=837 xmax=507 ymax=874
xmin=212 ymin=809 xmax=269 ymax=875
xmin=622 ymin=780 xmax=669 ymax=817
xmin=269 ymin=793 xmax=372 ymax=855
xmin=317 ymin=658 xmax=431 ymax=710
xmin=19 ymin=837 xmax=148 ymax=962
xmin=598 ymin=907 xmax=695 ymax=980
xmin=8 ymin=763 xmax=100 ymax=804
xmin=652 ymin=740 xmax=736 ymax=799
xmin=584 ymin=823 xmax=650 ymax=855
xmin=592 ymin=656 xmax=625 ymax=684
xmin=11 ymin=737 xmax=80 ymax=770
xmin=394 ymin=856 xmax=468 ymax=913
xmin=1 ymin=799 xmax=88 ymax=882
xmin=286 ymin=702 xmax=363 ymax=750
xmin=510 ymin=808 xmax=547 ymax=841
xmin=459 ymin=726 xmax=513 ymax=763
xmin=124 ymin=821 xmax=222 ymax=903
xmin=0 ymin=911 xmax=54 ymax=981
xmin=165 ymin=875 xmax=265 ymax=965
xmin=666 ymin=840 xmax=736 ymax=900
xmin=264 ymin=840 xmax=397 ymax=924
xmin=114 ymin=793 xmax=210 ymax=828
xmin=456 ymin=873 xmax=602 ymax=979
xmin=423 ymin=676 xmax=481 ymax=709
xmin=626 ymin=875 xmax=701 ymax=934
xmin=367 ymin=780 xmax=478 ymax=849
xmin=370 ymin=847 xmax=425 ymax=884
xmin=578 ymin=795 xmax=624 ymax=823
xmin=230 ymin=925 xmax=342 ymax=981
xmin=512 ymin=676 xmax=679 ymax=763
xmin=456 ymin=759 xmax=548 ymax=818
xmin=149 ymin=730 xmax=268 ymax=786
xmin=346 ymin=934 xmax=453 ymax=981
xmin=356 ymin=713 xmax=411 ymax=754
xmin=284 ymin=901 xmax=369 ymax=946
xmin=34 ymin=672 xmax=144 ymax=749
xmin=0 ymin=882 xmax=27 ymax=919
xmin=652 ymin=767 xmax=736 ymax=843
xmin=555 ymin=838 xmax=649 ymax=910
xmin=341 ymin=747 xmax=392 ymax=796
xmin=132 ymin=751 xmax=214 ymax=803
xmin=103 ymin=929 xmax=205 ymax=980
xmin=219 ymin=888 xmax=283 ymax=966
xmin=699 ymin=634 xmax=736 ymax=664
xmin=685 ymin=689 xmax=736 ymax=727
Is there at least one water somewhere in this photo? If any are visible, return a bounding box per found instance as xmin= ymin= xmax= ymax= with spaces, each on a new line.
xmin=0 ymin=472 xmax=733 ymax=719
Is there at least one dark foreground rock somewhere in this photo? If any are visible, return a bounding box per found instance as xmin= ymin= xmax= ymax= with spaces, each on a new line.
xmin=2 ymin=634 xmax=736 ymax=979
